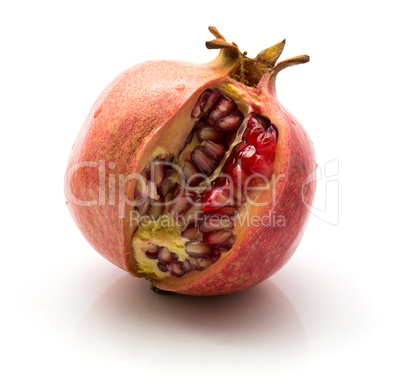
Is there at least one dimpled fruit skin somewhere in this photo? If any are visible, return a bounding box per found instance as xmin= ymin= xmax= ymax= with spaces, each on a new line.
xmin=65 ymin=60 xmax=235 ymax=271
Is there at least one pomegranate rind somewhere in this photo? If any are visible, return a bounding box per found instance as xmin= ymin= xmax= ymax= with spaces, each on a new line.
xmin=153 ymin=78 xmax=316 ymax=295
xmin=65 ymin=33 xmax=316 ymax=296
xmin=65 ymin=58 xmax=239 ymax=272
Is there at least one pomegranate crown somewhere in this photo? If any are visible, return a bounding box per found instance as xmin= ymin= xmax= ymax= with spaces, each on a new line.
xmin=206 ymin=26 xmax=310 ymax=88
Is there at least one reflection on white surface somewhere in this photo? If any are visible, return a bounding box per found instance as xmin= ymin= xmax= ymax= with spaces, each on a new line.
xmin=73 ymin=274 xmax=308 ymax=376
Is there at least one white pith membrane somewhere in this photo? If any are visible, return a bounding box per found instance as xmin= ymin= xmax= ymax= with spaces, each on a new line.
xmin=132 ymin=84 xmax=278 ymax=280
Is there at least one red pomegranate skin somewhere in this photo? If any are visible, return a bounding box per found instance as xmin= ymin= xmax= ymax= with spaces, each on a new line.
xmin=65 ymin=57 xmax=238 ymax=271
xmin=65 ymin=31 xmax=316 ymax=295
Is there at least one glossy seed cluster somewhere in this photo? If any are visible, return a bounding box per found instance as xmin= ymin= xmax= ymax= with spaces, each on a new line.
xmin=133 ymin=88 xmax=278 ymax=277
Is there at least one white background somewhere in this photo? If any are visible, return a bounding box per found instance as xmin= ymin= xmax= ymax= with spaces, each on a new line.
xmin=1 ymin=0 xmax=401 ymax=383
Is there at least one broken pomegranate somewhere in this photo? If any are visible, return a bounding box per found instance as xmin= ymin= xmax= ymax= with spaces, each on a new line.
xmin=65 ymin=27 xmax=316 ymax=295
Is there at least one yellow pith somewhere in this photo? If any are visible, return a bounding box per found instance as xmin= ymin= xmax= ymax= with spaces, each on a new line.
xmin=133 ymin=214 xmax=190 ymax=278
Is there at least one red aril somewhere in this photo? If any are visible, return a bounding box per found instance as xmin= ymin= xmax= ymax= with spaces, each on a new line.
xmin=243 ymin=124 xmax=265 ymax=146
xmin=248 ymin=155 xmax=274 ymax=180
xmin=256 ymin=131 xmax=276 ymax=161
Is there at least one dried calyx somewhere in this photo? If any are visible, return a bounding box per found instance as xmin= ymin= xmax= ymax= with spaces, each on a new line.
xmin=206 ymin=26 xmax=309 ymax=87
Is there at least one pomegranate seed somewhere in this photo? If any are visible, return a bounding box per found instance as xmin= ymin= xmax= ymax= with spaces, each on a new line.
xmin=182 ymin=160 xmax=196 ymax=181
xmin=158 ymin=247 xmax=173 ymax=264
xmin=196 ymin=258 xmax=213 ymax=270
xmin=148 ymin=197 xmax=165 ymax=220
xmin=214 ymin=174 xmax=230 ymax=187
xmin=182 ymin=225 xmax=198 ymax=240
xmin=201 ymin=140 xmax=226 ymax=161
xmin=213 ymin=177 xmax=236 ymax=199
xmin=169 ymin=194 xmax=191 ymax=215
xmin=185 ymin=201 xmax=203 ymax=223
xmin=221 ymin=234 xmax=237 ymax=249
xmin=168 ymin=262 xmax=185 ymax=277
xmin=145 ymin=244 xmax=159 ymax=259
xmin=268 ymin=124 xmax=279 ymax=141
xmin=188 ymin=257 xmax=198 ymax=269
xmin=202 ymin=89 xmax=221 ymax=112
xmin=158 ymin=177 xmax=173 ymax=197
xmin=208 ymin=95 xmax=237 ymax=122
xmin=170 ymin=183 xmax=181 ymax=199
xmin=231 ymin=142 xmax=248 ymax=158
xmin=226 ymin=162 xmax=248 ymax=187
xmin=185 ymin=240 xmax=212 ymax=257
xmin=182 ymin=160 xmax=204 ymax=187
xmin=158 ymin=263 xmax=169 ymax=272
xmin=239 ymin=145 xmax=256 ymax=159
xmin=256 ymin=131 xmax=276 ymax=161
xmin=214 ymin=174 xmax=233 ymax=195
xmin=191 ymin=147 xmax=217 ymax=175
xmin=215 ymin=110 xmax=244 ymax=131
xmin=169 ymin=190 xmax=195 ymax=216
xmin=197 ymin=126 xmax=224 ymax=142
xmin=248 ymin=113 xmax=271 ymax=129
xmin=200 ymin=216 xmax=233 ymax=232
xmin=201 ymin=187 xmax=233 ymax=211
xmin=249 ymin=155 xmax=274 ymax=180
xmin=136 ymin=196 xmax=151 ymax=215
xmin=191 ymin=89 xmax=212 ymax=118
xmin=203 ymin=229 xmax=233 ymax=245
xmin=243 ymin=124 xmax=265 ymax=146
xmin=238 ymin=145 xmax=257 ymax=172
xmin=182 ymin=260 xmax=193 ymax=273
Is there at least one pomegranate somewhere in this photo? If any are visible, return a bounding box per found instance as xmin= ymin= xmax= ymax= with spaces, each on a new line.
xmin=65 ymin=27 xmax=316 ymax=295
